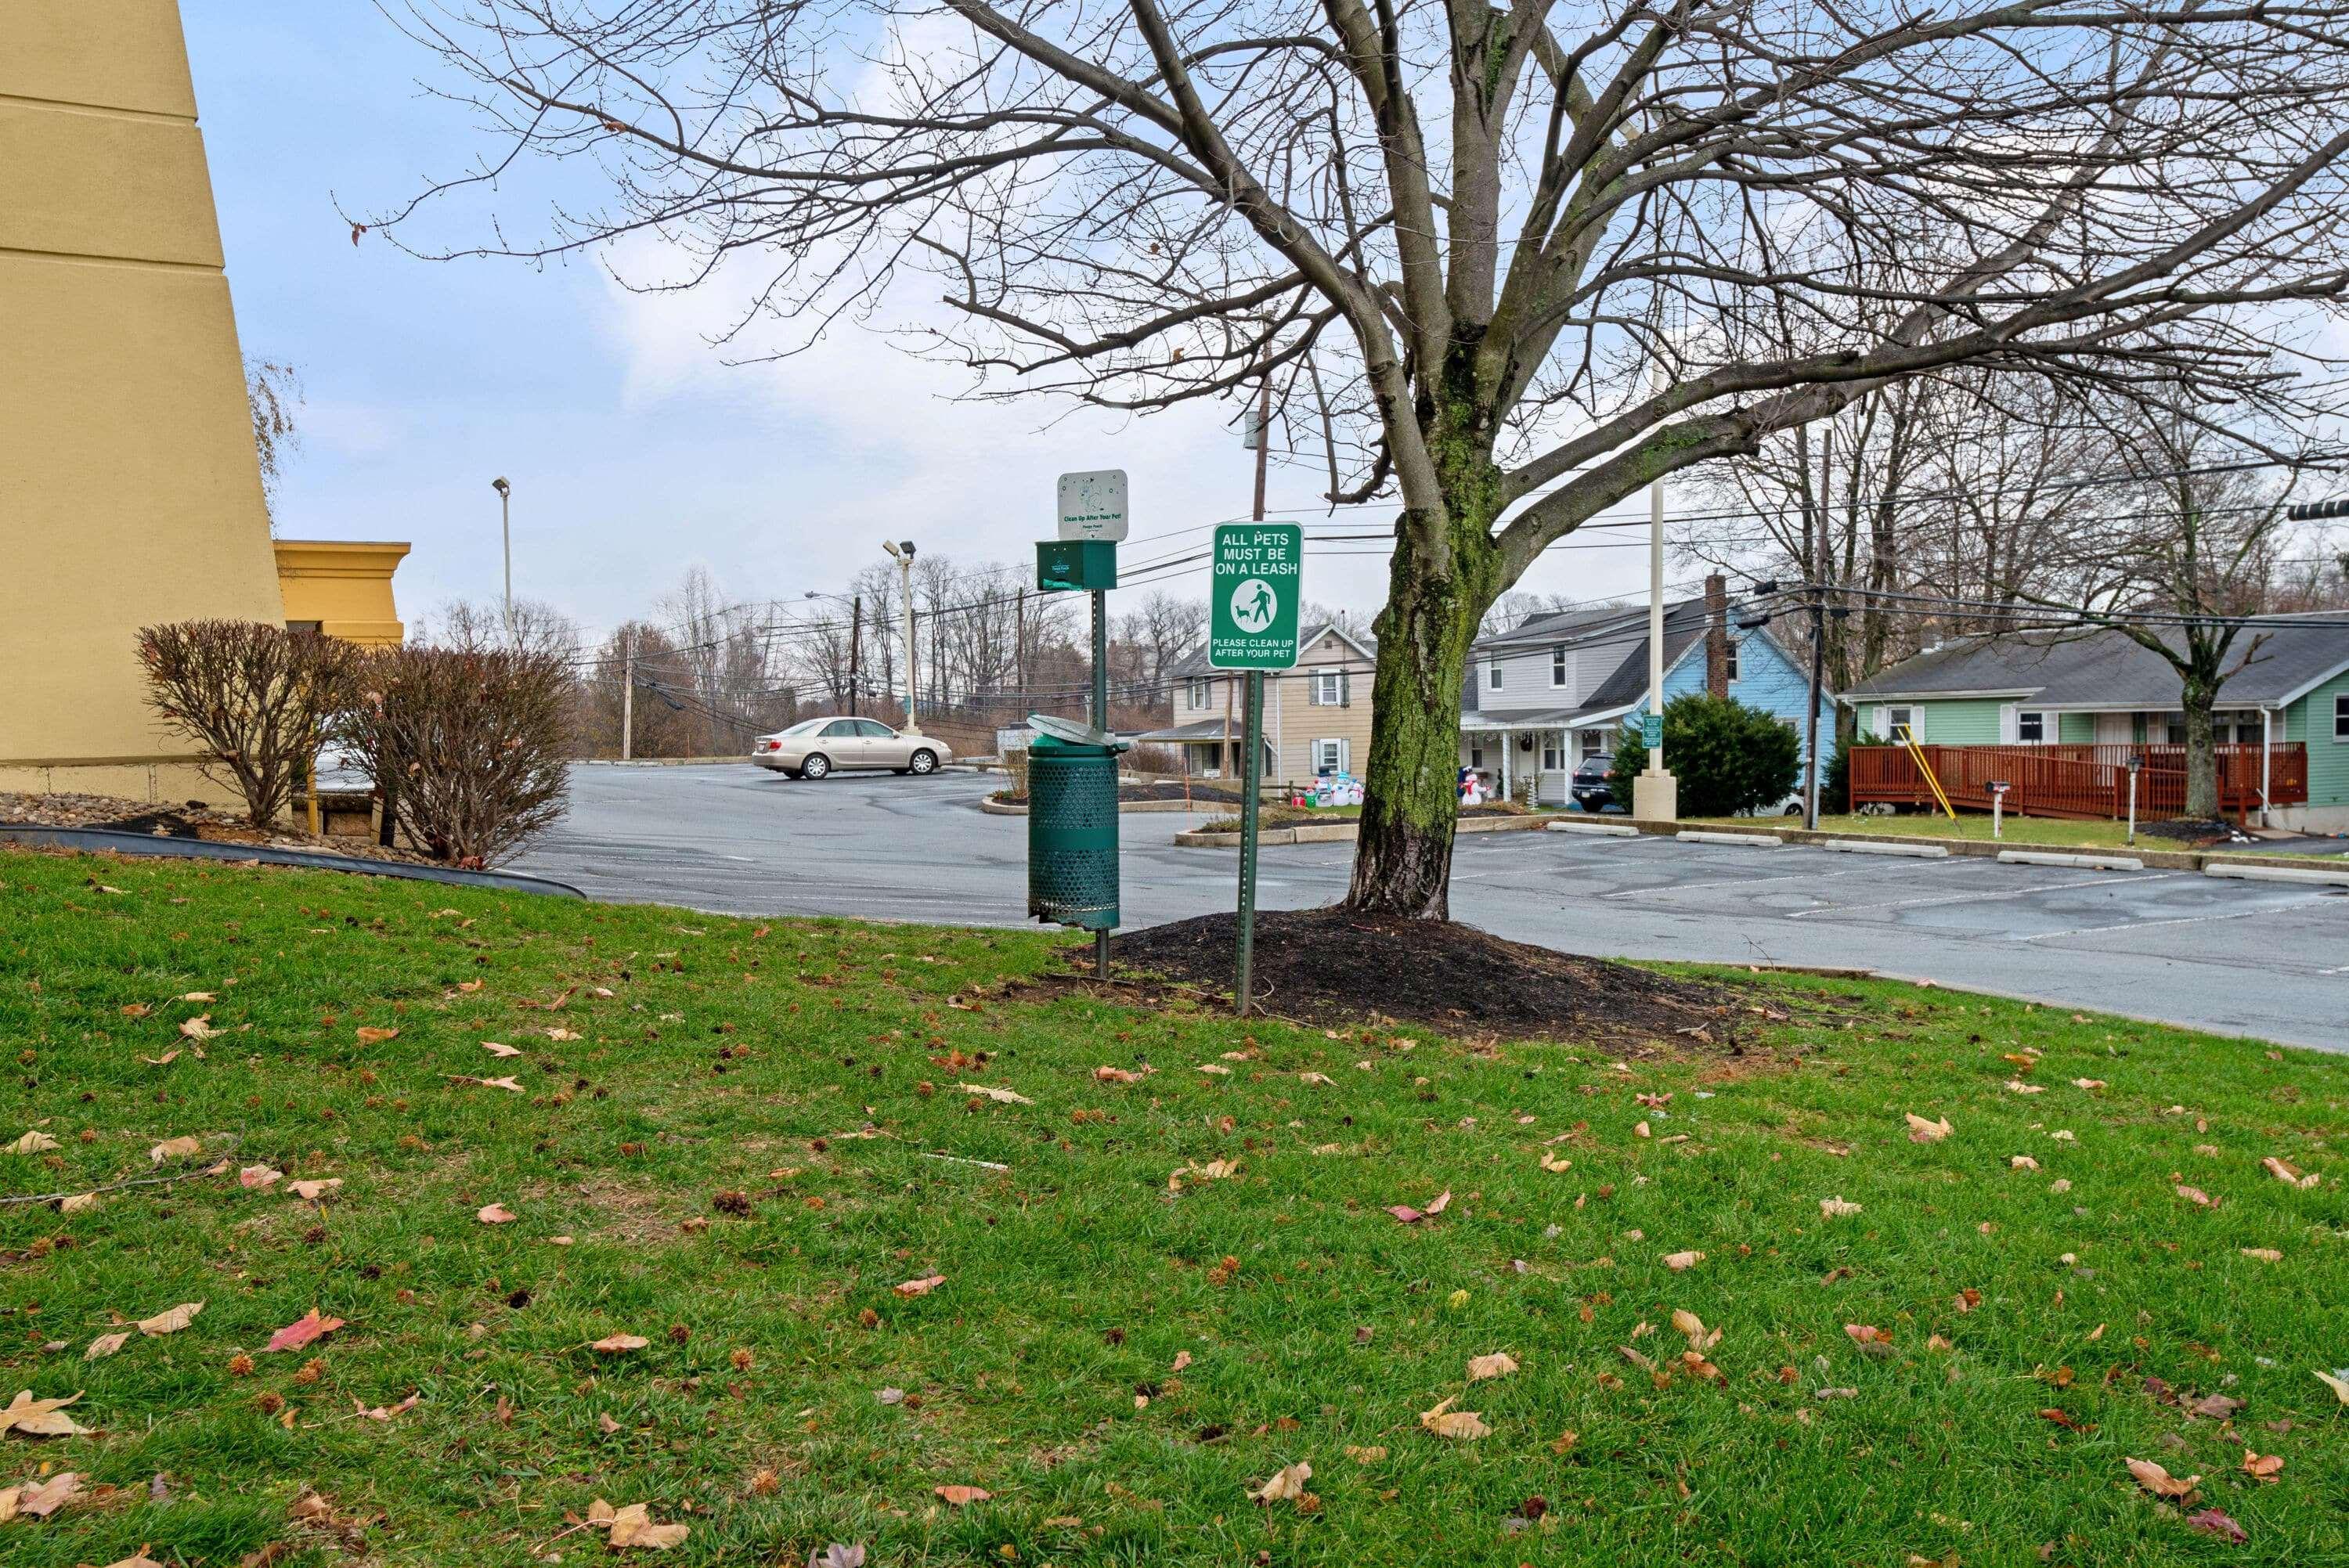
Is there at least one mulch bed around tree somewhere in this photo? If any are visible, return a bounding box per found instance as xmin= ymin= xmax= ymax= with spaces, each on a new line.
xmin=0 ymin=791 xmax=431 ymax=865
xmin=2136 ymin=816 xmax=2261 ymax=847
xmin=1103 ymin=906 xmax=1760 ymax=1053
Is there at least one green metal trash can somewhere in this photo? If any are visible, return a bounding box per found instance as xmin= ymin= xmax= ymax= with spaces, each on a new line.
xmin=1025 ymin=715 xmax=1128 ymax=932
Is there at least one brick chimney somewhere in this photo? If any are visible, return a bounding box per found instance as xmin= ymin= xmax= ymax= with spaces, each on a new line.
xmin=1704 ymin=574 xmax=1730 ymax=698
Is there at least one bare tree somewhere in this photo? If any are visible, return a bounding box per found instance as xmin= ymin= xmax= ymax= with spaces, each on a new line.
xmin=2019 ymin=411 xmax=2306 ymax=820
xmin=1115 ymin=591 xmax=1209 ymax=702
xmin=374 ymin=0 xmax=2349 ymax=916
xmin=245 ymin=357 xmax=302 ymax=533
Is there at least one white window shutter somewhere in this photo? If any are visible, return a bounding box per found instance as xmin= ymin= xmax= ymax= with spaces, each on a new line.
xmin=1338 ymin=738 xmax=1352 ymax=773
xmin=1999 ymin=704 xmax=2018 ymax=744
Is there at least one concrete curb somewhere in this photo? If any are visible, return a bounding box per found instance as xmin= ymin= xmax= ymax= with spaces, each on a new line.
xmin=1997 ymin=849 xmax=2145 ymax=871
xmin=1646 ymin=817 xmax=2340 ymax=875
xmin=1547 ymin=820 xmax=1640 ymax=838
xmin=982 ymin=796 xmax=1236 ymax=817
xmin=0 ymin=824 xmax=588 ymax=898
xmin=1172 ymin=813 xmax=1564 ymax=849
xmin=1677 ymin=829 xmax=1782 ymax=848
xmin=2205 ymin=862 xmax=2349 ymax=888
xmin=1822 ymin=838 xmax=1950 ymax=858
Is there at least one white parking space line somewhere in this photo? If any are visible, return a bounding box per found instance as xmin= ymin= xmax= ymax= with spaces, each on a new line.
xmin=1783 ymin=871 xmax=2183 ymax=920
xmin=1600 ymin=863 xmax=1938 ymax=899
xmin=2021 ymin=896 xmax=2340 ymax=943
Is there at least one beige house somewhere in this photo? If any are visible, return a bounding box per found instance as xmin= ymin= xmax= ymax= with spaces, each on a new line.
xmin=2 ymin=1 xmax=299 ymax=803
xmin=1138 ymin=622 xmax=1378 ymax=784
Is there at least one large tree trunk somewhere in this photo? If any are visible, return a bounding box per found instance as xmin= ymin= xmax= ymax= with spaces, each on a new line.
xmin=1346 ymin=426 xmax=1505 ymax=918
xmin=2180 ymin=679 xmax=2221 ymax=820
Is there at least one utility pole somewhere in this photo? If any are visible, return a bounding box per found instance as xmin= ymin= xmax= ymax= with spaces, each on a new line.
xmin=882 ymin=539 xmax=919 ymax=731
xmin=620 ymin=628 xmax=635 ymax=760
xmin=1803 ymin=591 xmax=1826 ymax=829
xmin=847 ymin=596 xmax=862 ymax=716
xmin=1631 ymin=368 xmax=1676 ymax=823
xmin=1015 ymin=587 xmax=1027 ymax=695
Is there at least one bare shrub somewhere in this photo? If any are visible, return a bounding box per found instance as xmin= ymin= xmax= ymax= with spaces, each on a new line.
xmin=135 ymin=619 xmax=359 ymax=828
xmin=339 ymin=642 xmax=573 ymax=867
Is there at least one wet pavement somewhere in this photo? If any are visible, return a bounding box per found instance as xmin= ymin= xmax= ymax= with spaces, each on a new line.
xmin=512 ymin=764 xmax=2349 ymax=1051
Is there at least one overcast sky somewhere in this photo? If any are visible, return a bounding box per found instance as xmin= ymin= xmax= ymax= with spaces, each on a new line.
xmin=183 ymin=5 xmax=1683 ymax=649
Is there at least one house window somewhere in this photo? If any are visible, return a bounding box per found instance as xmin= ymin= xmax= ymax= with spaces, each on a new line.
xmin=2017 ymin=710 xmax=2045 ymax=744
xmin=1885 ymin=705 xmax=1916 ymax=741
xmin=1310 ymin=670 xmax=1344 ymax=705
xmin=1186 ymin=677 xmax=1213 ymax=708
xmin=2168 ymin=718 xmax=2188 ymax=745
xmin=2335 ymin=694 xmax=2349 ymax=741
xmin=1543 ymin=740 xmax=1563 ymax=771
xmin=1723 ymin=638 xmax=1739 ymax=682
xmin=1550 ymin=645 xmax=1567 ymax=687
xmin=1312 ymin=737 xmax=1349 ymax=775
xmin=1469 ymin=745 xmax=1484 ymax=770
xmin=1488 ymin=661 xmax=1503 ymax=690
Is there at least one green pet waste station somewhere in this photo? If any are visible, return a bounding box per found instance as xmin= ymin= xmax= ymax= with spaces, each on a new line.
xmin=1024 ymin=713 xmax=1128 ymax=935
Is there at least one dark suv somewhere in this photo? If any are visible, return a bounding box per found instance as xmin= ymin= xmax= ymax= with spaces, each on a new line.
xmin=1570 ymin=752 xmax=1617 ymax=813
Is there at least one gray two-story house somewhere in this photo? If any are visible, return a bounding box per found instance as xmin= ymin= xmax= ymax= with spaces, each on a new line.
xmin=1461 ymin=585 xmax=1837 ymax=806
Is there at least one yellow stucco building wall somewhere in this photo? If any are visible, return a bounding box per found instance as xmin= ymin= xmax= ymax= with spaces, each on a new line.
xmin=0 ymin=0 xmax=291 ymax=805
xmin=274 ymin=541 xmax=411 ymax=647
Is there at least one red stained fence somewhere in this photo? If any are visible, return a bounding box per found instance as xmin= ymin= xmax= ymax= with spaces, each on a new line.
xmin=1849 ymin=743 xmax=2307 ymax=821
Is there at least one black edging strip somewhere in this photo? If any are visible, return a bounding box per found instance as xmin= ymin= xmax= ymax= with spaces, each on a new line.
xmin=0 ymin=824 xmax=587 ymax=899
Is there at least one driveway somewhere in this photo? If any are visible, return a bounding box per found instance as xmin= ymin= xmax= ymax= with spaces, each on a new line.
xmin=512 ymin=764 xmax=2349 ymax=1051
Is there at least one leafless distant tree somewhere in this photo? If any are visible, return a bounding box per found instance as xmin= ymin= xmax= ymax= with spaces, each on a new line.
xmin=1115 ymin=592 xmax=1209 ymax=701
xmin=2018 ymin=410 xmax=2308 ymax=820
xmin=373 ymin=0 xmax=2349 ymax=913
xmin=651 ymin=568 xmax=798 ymax=750
xmin=244 ymin=357 xmax=302 ymax=533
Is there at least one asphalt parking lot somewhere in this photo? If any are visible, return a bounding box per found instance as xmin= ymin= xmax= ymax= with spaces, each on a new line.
xmin=511 ymin=763 xmax=2349 ymax=1051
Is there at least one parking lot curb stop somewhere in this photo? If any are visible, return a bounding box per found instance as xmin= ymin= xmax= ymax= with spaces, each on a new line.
xmin=1997 ymin=849 xmax=2145 ymax=871
xmin=1823 ymin=838 xmax=1950 ymax=858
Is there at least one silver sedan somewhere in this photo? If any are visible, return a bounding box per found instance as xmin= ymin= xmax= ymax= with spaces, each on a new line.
xmin=752 ymin=717 xmax=951 ymax=780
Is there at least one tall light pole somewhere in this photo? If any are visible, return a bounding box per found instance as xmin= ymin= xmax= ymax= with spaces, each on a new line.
xmin=489 ymin=475 xmax=514 ymax=643
xmin=1631 ymin=372 xmax=1677 ymax=824
xmin=881 ymin=539 xmax=920 ymax=733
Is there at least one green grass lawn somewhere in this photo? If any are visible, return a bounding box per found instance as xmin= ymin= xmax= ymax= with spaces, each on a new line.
xmin=2 ymin=847 xmax=2344 ymax=1566
xmin=1692 ymin=812 xmax=2349 ymax=857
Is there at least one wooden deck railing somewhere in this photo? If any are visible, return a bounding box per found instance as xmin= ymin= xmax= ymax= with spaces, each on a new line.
xmin=1849 ymin=742 xmax=2307 ymax=822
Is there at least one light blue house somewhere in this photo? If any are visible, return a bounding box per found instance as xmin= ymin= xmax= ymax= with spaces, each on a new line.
xmin=1459 ymin=583 xmax=1836 ymax=805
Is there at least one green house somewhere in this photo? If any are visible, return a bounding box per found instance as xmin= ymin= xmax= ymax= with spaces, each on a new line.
xmin=1842 ymin=621 xmax=2349 ymax=831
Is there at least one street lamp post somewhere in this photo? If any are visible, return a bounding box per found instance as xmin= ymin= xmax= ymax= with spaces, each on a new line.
xmin=882 ymin=539 xmax=920 ymax=733
xmin=1630 ymin=419 xmax=1677 ymax=823
xmin=489 ymin=476 xmax=514 ymax=643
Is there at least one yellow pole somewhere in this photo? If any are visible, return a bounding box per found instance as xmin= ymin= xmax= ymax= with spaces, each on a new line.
xmin=1902 ymin=729 xmax=1958 ymax=820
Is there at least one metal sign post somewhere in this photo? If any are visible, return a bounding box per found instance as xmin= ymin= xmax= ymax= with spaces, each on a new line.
xmin=2126 ymin=755 xmax=2142 ymax=845
xmin=1209 ymin=521 xmax=1303 ymax=1015
xmin=1987 ymin=780 xmax=2009 ymax=840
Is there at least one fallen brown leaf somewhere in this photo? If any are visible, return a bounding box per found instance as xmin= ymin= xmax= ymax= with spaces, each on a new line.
xmin=2126 ymin=1458 xmax=2199 ymax=1498
xmin=264 ymin=1310 xmax=345 ymax=1354
xmin=1 ymin=1389 xmax=90 ymax=1438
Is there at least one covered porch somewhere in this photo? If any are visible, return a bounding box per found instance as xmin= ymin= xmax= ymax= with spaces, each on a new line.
xmin=1130 ymin=718 xmax=1276 ymax=781
xmin=1458 ymin=707 xmax=1626 ymax=806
